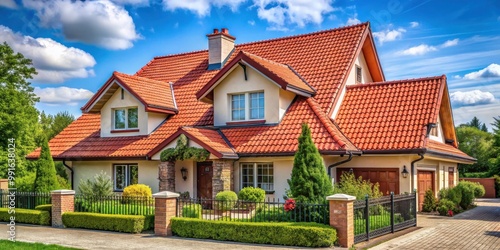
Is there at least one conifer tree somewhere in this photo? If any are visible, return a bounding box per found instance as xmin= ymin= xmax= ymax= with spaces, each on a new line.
xmin=33 ymin=136 xmax=59 ymax=192
xmin=287 ymin=123 xmax=333 ymax=203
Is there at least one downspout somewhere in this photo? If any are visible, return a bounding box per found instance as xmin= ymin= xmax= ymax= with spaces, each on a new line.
xmin=410 ymin=153 xmax=424 ymax=192
xmin=328 ymin=151 xmax=353 ymax=178
xmin=62 ymin=160 xmax=74 ymax=190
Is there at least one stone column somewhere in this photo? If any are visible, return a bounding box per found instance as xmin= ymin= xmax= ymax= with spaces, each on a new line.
xmin=159 ymin=161 xmax=176 ymax=192
xmin=326 ymin=194 xmax=356 ymax=248
xmin=212 ymin=159 xmax=233 ymax=198
xmin=51 ymin=190 xmax=75 ymax=228
xmin=153 ymin=191 xmax=180 ymax=236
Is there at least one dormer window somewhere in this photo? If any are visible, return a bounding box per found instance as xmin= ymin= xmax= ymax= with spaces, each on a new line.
xmin=230 ymin=91 xmax=264 ymax=121
xmin=114 ymin=107 xmax=138 ymax=130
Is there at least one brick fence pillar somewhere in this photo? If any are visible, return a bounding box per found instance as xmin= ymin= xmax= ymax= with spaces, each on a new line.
xmin=51 ymin=190 xmax=75 ymax=228
xmin=326 ymin=194 xmax=356 ymax=248
xmin=153 ymin=191 xmax=179 ymax=236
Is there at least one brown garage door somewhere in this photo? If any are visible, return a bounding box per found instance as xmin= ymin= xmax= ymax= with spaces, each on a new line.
xmin=336 ymin=168 xmax=399 ymax=195
xmin=417 ymin=171 xmax=435 ymax=211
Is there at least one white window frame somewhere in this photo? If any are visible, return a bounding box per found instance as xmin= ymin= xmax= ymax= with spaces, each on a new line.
xmin=230 ymin=91 xmax=264 ymax=121
xmin=240 ymin=162 xmax=274 ymax=192
xmin=113 ymin=164 xmax=138 ymax=191
xmin=113 ymin=107 xmax=138 ymax=130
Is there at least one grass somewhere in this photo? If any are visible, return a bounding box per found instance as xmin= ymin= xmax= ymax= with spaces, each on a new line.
xmin=76 ymin=201 xmax=154 ymax=215
xmin=0 ymin=240 xmax=79 ymax=250
xmin=354 ymin=214 xmax=403 ymax=235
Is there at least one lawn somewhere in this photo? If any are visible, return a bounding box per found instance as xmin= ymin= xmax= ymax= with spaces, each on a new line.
xmin=0 ymin=240 xmax=79 ymax=250
xmin=354 ymin=214 xmax=403 ymax=235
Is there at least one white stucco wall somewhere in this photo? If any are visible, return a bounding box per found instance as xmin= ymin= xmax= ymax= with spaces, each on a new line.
xmin=148 ymin=112 xmax=168 ymax=134
xmin=174 ymin=160 xmax=196 ymax=197
xmin=213 ymin=65 xmax=296 ymax=126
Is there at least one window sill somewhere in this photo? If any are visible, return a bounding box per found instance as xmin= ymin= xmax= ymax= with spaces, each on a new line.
xmin=265 ymin=190 xmax=275 ymax=194
xmin=226 ymin=120 xmax=266 ymax=126
xmin=111 ymin=129 xmax=139 ymax=133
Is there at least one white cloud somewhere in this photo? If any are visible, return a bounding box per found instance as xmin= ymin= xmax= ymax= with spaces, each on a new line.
xmin=399 ymin=44 xmax=437 ymax=56
xmin=450 ymin=90 xmax=495 ymax=107
xmin=0 ymin=25 xmax=96 ymax=83
xmin=111 ymin=0 xmax=150 ymax=6
xmin=441 ymin=38 xmax=459 ymax=48
xmin=372 ymin=28 xmax=406 ymax=44
xmin=162 ymin=0 xmax=246 ymax=16
xmin=346 ymin=16 xmax=361 ymax=26
xmin=463 ymin=64 xmax=500 ymax=80
xmin=410 ymin=21 xmax=419 ymax=28
xmin=23 ymin=0 xmax=140 ymax=50
xmin=248 ymin=20 xmax=256 ymax=26
xmin=34 ymin=87 xmax=94 ymax=105
xmin=0 ymin=0 xmax=17 ymax=9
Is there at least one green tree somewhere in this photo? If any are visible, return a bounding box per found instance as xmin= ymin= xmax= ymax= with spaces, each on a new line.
xmin=33 ymin=137 xmax=59 ymax=192
xmin=466 ymin=116 xmax=482 ymax=130
xmin=287 ymin=123 xmax=333 ymax=203
xmin=480 ymin=123 xmax=488 ymax=132
xmin=0 ymin=42 xmax=39 ymax=177
xmin=456 ymin=126 xmax=494 ymax=174
xmin=492 ymin=116 xmax=500 ymax=149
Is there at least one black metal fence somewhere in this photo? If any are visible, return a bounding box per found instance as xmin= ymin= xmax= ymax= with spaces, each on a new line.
xmin=0 ymin=190 xmax=51 ymax=209
xmin=354 ymin=193 xmax=416 ymax=243
xmin=177 ymin=198 xmax=329 ymax=225
xmin=74 ymin=194 xmax=155 ymax=215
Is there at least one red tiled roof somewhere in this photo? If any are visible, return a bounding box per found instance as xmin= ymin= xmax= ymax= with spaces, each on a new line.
xmin=81 ymin=72 xmax=177 ymax=114
xmin=221 ymin=97 xmax=358 ymax=155
xmin=426 ymin=140 xmax=475 ymax=162
xmin=336 ymin=76 xmax=445 ymax=151
xmin=196 ymin=51 xmax=315 ymax=101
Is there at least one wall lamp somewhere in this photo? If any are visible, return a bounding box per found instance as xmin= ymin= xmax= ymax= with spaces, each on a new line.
xmin=401 ymin=165 xmax=409 ymax=178
xmin=180 ymin=167 xmax=188 ymax=181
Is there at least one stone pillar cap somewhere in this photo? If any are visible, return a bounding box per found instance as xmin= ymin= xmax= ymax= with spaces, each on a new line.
xmin=153 ymin=191 xmax=180 ymax=198
xmin=326 ymin=193 xmax=356 ymax=201
xmin=51 ymin=189 xmax=76 ymax=195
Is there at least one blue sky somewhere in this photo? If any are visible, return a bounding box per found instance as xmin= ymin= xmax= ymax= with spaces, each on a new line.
xmin=1 ymin=0 xmax=499 ymax=130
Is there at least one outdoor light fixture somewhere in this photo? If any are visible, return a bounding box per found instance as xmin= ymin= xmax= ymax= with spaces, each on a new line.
xmin=401 ymin=165 xmax=409 ymax=178
xmin=180 ymin=167 xmax=188 ymax=181
xmin=349 ymin=168 xmax=353 ymax=174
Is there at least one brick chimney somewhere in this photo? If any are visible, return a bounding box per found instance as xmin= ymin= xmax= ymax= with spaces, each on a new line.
xmin=207 ymin=28 xmax=235 ymax=70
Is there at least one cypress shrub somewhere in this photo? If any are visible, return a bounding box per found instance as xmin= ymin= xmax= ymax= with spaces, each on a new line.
xmin=33 ymin=136 xmax=59 ymax=192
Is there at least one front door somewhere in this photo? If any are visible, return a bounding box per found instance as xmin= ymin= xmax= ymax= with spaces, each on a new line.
xmin=197 ymin=162 xmax=213 ymax=200
xmin=417 ymin=171 xmax=435 ymax=211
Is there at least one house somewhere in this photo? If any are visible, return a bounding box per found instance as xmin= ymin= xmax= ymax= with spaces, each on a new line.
xmin=27 ymin=23 xmax=474 ymax=210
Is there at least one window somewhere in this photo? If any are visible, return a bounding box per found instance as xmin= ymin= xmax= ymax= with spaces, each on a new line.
xmin=430 ymin=122 xmax=439 ymax=137
xmin=113 ymin=164 xmax=138 ymax=191
xmin=114 ymin=107 xmax=138 ymax=130
xmin=355 ymin=65 xmax=362 ymax=83
xmin=230 ymin=92 xmax=264 ymax=121
xmin=241 ymin=163 xmax=273 ymax=192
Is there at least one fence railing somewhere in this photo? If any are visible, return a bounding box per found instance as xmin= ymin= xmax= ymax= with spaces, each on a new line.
xmin=74 ymin=194 xmax=155 ymax=215
xmin=0 ymin=190 xmax=51 ymax=209
xmin=177 ymin=197 xmax=329 ymax=225
xmin=353 ymin=192 xmax=416 ymax=243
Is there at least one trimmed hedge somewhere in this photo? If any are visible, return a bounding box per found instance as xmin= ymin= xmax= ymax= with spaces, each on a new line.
xmin=171 ymin=218 xmax=336 ymax=247
xmin=62 ymin=212 xmax=149 ymax=233
xmin=35 ymin=204 xmax=52 ymax=213
xmin=144 ymin=214 xmax=154 ymax=231
xmin=0 ymin=208 xmax=50 ymax=225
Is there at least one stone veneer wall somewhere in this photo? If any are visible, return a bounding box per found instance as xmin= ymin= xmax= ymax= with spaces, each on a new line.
xmin=212 ymin=159 xmax=233 ymax=197
xmin=158 ymin=161 xmax=175 ymax=192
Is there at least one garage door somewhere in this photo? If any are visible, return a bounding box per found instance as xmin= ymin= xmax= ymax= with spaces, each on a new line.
xmin=336 ymin=168 xmax=399 ymax=195
xmin=417 ymin=171 xmax=435 ymax=211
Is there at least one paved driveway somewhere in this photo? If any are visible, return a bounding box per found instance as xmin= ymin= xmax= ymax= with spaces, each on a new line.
xmin=370 ymin=198 xmax=500 ymax=250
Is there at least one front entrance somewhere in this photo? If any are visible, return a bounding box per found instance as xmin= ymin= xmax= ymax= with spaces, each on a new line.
xmin=197 ymin=161 xmax=213 ymax=200
xmin=417 ymin=170 xmax=435 ymax=211
xmin=337 ymin=168 xmax=400 ymax=195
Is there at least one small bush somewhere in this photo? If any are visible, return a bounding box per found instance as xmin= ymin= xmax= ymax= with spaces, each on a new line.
xmin=238 ymin=187 xmax=265 ymax=202
xmin=182 ymin=204 xmax=202 ymax=219
xmin=123 ymin=184 xmax=152 ymax=198
xmin=436 ymin=199 xmax=455 ymax=216
xmin=16 ymin=173 xmax=36 ymax=192
xmin=333 ymin=172 xmax=383 ymax=200
xmin=144 ymin=214 xmax=154 ymax=231
xmin=422 ymin=189 xmax=437 ymax=212
xmin=78 ymin=171 xmax=114 ymax=197
xmin=0 ymin=208 xmax=50 ymax=225
xmin=171 ymin=218 xmax=336 ymax=247
xmin=35 ymin=204 xmax=52 ymax=214
xmin=456 ymin=181 xmax=485 ymax=209
xmin=62 ymin=212 xmax=148 ymax=233
xmin=215 ymin=191 xmax=238 ymax=211
xmin=494 ymin=175 xmax=500 ymax=198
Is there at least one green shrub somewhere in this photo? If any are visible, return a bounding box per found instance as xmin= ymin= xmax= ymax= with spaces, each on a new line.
xmin=494 ymin=175 xmax=500 ymax=198
xmin=182 ymin=204 xmax=202 ymax=219
xmin=333 ymin=172 xmax=383 ymax=200
xmin=78 ymin=171 xmax=114 ymax=197
xmin=34 ymin=136 xmax=60 ymax=192
xmin=354 ymin=214 xmax=404 ymax=235
xmin=35 ymin=204 xmax=52 ymax=213
xmin=16 ymin=173 xmax=36 ymax=192
xmin=73 ymin=200 xmax=154 ymax=215
xmin=215 ymin=191 xmax=238 ymax=211
xmin=436 ymin=199 xmax=455 ymax=216
xmin=238 ymin=187 xmax=265 ymax=202
xmin=0 ymin=208 xmax=50 ymax=225
xmin=123 ymin=184 xmax=152 ymax=198
xmin=62 ymin=212 xmax=148 ymax=233
xmin=421 ymin=189 xmax=437 ymax=212
xmin=456 ymin=181 xmax=485 ymax=209
xmin=144 ymin=214 xmax=154 ymax=231
xmin=171 ymin=218 xmax=336 ymax=247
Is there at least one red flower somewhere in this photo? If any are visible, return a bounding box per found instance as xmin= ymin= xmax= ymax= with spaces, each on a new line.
xmin=284 ymin=198 xmax=296 ymax=212
xmin=448 ymin=210 xmax=453 ymax=217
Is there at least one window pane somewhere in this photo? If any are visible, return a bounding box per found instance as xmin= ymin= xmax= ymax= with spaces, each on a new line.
xmin=256 ymin=163 xmax=273 ymax=191
xmin=114 ymin=165 xmax=126 ymax=190
xmin=241 ymin=163 xmax=254 ymax=188
xmin=249 ymin=92 xmax=264 ymax=119
xmin=114 ymin=110 xmax=125 ymax=129
xmin=129 ymin=165 xmax=138 ymax=185
xmin=231 ymin=94 xmax=245 ymax=121
xmin=128 ymin=108 xmax=138 ymax=128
